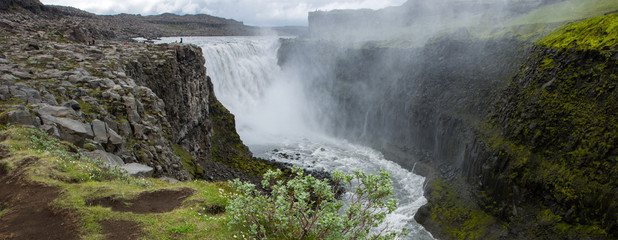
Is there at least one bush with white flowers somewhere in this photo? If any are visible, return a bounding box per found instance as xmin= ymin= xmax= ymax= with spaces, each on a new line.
xmin=226 ymin=167 xmax=406 ymax=239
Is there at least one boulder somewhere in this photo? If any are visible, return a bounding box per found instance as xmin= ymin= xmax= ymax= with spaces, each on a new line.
xmin=158 ymin=177 xmax=180 ymax=183
xmin=107 ymin=127 xmax=124 ymax=145
xmin=39 ymin=124 xmax=60 ymax=138
xmin=82 ymin=150 xmax=124 ymax=168
xmin=1 ymin=74 xmax=17 ymax=81
xmin=37 ymin=105 xmax=80 ymax=119
xmin=24 ymin=88 xmax=41 ymax=104
xmin=0 ymin=85 xmax=8 ymax=100
xmin=61 ymin=100 xmax=81 ymax=111
xmin=8 ymin=110 xmax=41 ymax=127
xmin=122 ymin=163 xmax=154 ymax=178
xmin=91 ymin=119 xmax=108 ymax=144
xmin=41 ymin=91 xmax=58 ymax=105
xmin=38 ymin=111 xmax=93 ymax=147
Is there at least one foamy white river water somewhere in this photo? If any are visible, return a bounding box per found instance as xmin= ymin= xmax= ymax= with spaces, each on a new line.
xmin=156 ymin=36 xmax=434 ymax=239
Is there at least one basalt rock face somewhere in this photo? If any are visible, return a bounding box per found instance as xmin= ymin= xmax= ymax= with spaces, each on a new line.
xmin=120 ymin=42 xmax=259 ymax=182
xmin=0 ymin=5 xmax=262 ymax=183
xmin=459 ymin=45 xmax=617 ymax=239
xmin=414 ymin=13 xmax=618 ymax=239
xmin=277 ymin=37 xmax=529 ymax=178
xmin=279 ymin=13 xmax=616 ymax=238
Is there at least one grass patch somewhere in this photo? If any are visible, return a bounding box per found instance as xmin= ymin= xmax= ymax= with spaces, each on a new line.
xmin=469 ymin=0 xmax=618 ymax=41
xmin=426 ymin=179 xmax=499 ymax=240
xmin=173 ymin=144 xmax=204 ymax=179
xmin=0 ymin=126 xmax=239 ymax=239
xmin=507 ymin=0 xmax=618 ymax=26
xmin=537 ymin=12 xmax=618 ymax=51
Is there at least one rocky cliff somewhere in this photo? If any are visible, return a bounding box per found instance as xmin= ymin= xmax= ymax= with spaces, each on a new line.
xmin=278 ymin=37 xmax=529 ymax=177
xmin=0 ymin=2 xmax=276 ymax=184
xmin=279 ymin=8 xmax=617 ymax=240
xmin=415 ymin=13 xmax=617 ymax=239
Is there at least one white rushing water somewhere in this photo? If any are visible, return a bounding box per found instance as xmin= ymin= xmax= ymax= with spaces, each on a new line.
xmin=157 ymin=36 xmax=434 ymax=239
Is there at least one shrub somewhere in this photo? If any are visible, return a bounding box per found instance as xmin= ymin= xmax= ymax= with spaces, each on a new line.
xmin=226 ymin=167 xmax=406 ymax=239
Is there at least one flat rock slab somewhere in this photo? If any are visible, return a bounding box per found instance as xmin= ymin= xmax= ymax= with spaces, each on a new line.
xmin=122 ymin=163 xmax=154 ymax=178
xmin=83 ymin=150 xmax=124 ymax=167
xmin=86 ymin=188 xmax=195 ymax=214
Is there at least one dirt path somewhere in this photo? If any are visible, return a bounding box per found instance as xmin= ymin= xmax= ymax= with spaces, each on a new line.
xmin=100 ymin=220 xmax=142 ymax=240
xmin=0 ymin=145 xmax=196 ymax=239
xmin=0 ymin=152 xmax=78 ymax=240
xmin=87 ymin=188 xmax=196 ymax=214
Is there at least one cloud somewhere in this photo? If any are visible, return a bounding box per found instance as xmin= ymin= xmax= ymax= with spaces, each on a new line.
xmin=40 ymin=0 xmax=407 ymax=26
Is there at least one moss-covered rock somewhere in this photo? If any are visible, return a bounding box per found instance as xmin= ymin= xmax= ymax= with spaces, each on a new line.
xmin=537 ymin=12 xmax=618 ymax=51
xmin=461 ymin=12 xmax=617 ymax=239
xmin=207 ymin=78 xmax=288 ymax=179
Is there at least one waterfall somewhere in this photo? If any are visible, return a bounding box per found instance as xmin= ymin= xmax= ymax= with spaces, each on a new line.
xmin=177 ymin=37 xmax=319 ymax=144
xmin=156 ymin=36 xmax=434 ymax=239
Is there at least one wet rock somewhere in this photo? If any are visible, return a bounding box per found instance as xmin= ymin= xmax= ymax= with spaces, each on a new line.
xmin=122 ymin=163 xmax=154 ymax=178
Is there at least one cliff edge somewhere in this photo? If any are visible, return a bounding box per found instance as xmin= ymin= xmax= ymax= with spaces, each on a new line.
xmin=416 ymin=12 xmax=617 ymax=239
xmin=0 ymin=1 xmax=277 ymax=184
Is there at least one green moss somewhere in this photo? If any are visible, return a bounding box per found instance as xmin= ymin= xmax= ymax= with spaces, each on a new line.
xmin=508 ymin=0 xmax=618 ymax=26
xmin=83 ymin=143 xmax=97 ymax=152
xmin=427 ymin=179 xmax=500 ymax=240
xmin=476 ymin=30 xmax=617 ymax=237
xmin=0 ymin=97 xmax=26 ymax=106
xmin=207 ymin=82 xmax=283 ymax=177
xmin=173 ymin=144 xmax=204 ymax=179
xmin=76 ymin=100 xmax=99 ymax=122
xmin=538 ymin=12 xmax=618 ymax=51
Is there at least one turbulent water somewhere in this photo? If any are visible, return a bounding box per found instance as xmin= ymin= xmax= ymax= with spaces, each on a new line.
xmin=157 ymin=36 xmax=434 ymax=239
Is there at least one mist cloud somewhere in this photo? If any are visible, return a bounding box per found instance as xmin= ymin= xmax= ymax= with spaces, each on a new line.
xmin=40 ymin=0 xmax=407 ymax=26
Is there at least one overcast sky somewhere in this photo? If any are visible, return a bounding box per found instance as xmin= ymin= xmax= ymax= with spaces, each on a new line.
xmin=40 ymin=0 xmax=408 ymax=26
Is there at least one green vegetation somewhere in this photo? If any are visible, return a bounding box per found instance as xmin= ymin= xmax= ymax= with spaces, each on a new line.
xmin=0 ymin=126 xmax=237 ymax=239
xmin=471 ymin=14 xmax=618 ymax=238
xmin=508 ymin=0 xmax=618 ymax=26
xmin=173 ymin=144 xmax=204 ymax=179
xmin=208 ymin=84 xmax=283 ymax=177
xmin=227 ymin=167 xmax=406 ymax=239
xmin=426 ymin=179 xmax=499 ymax=240
xmin=1 ymin=126 xmax=401 ymax=239
xmin=471 ymin=0 xmax=618 ymax=41
xmin=538 ymin=12 xmax=618 ymax=51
